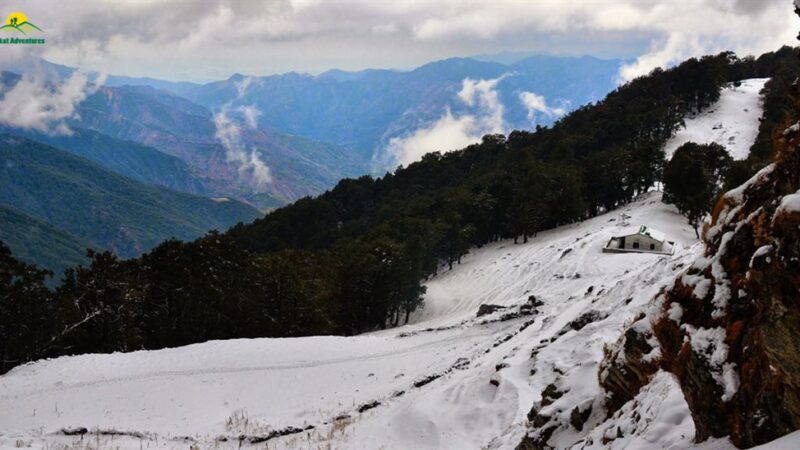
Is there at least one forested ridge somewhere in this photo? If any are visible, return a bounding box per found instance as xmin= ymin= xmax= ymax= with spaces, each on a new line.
xmin=1 ymin=48 xmax=797 ymax=374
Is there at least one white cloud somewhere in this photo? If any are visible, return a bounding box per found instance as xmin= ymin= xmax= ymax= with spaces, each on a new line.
xmin=4 ymin=1 xmax=794 ymax=82
xmin=238 ymin=105 xmax=261 ymax=128
xmin=458 ymin=76 xmax=506 ymax=130
xmin=613 ymin=0 xmax=796 ymax=80
xmin=213 ymin=106 xmax=272 ymax=190
xmin=0 ymin=71 xmax=101 ymax=134
xmin=235 ymin=76 xmax=258 ymax=98
xmin=371 ymin=23 xmax=399 ymax=35
xmin=386 ymin=75 xmax=506 ymax=167
xmin=212 ymin=76 xmax=272 ymax=190
xmin=519 ymin=91 xmax=566 ymax=126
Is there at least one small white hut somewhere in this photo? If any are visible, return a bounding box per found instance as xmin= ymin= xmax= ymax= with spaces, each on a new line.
xmin=603 ymin=225 xmax=674 ymax=255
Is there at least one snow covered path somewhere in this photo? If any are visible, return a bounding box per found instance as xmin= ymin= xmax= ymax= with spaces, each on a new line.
xmin=664 ymin=78 xmax=768 ymax=160
xmin=0 ymin=192 xmax=732 ymax=450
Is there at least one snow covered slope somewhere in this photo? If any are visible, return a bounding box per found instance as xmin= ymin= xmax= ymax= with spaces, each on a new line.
xmin=663 ymin=78 xmax=768 ymax=160
xmin=0 ymin=78 xmax=777 ymax=449
xmin=0 ymin=192 xmax=735 ymax=450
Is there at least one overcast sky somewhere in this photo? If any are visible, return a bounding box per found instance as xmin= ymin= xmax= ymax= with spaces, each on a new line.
xmin=2 ymin=0 xmax=797 ymax=82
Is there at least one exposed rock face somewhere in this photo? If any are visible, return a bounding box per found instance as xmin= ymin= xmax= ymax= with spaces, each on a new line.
xmin=477 ymin=303 xmax=506 ymax=317
xmin=655 ymin=84 xmax=800 ymax=447
xmin=569 ymin=404 xmax=593 ymax=431
xmin=598 ymin=314 xmax=660 ymax=415
xmin=517 ymin=381 xmax=569 ymax=450
xmin=601 ymin=74 xmax=800 ymax=448
xmin=559 ymin=310 xmax=608 ymax=335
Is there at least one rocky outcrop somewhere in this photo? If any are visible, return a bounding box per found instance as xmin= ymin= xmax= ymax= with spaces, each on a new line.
xmin=654 ymin=76 xmax=800 ymax=447
xmin=601 ymin=71 xmax=800 ymax=448
xmin=598 ymin=314 xmax=661 ymax=415
xmin=477 ymin=303 xmax=506 ymax=317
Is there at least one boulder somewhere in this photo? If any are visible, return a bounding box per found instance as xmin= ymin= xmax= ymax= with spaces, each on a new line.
xmin=477 ymin=304 xmax=506 ymax=317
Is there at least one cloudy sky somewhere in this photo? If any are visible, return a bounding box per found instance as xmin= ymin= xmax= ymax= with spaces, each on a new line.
xmin=2 ymin=0 xmax=797 ymax=82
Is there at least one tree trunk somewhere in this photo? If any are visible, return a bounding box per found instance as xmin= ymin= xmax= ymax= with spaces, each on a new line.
xmin=691 ymin=218 xmax=700 ymax=239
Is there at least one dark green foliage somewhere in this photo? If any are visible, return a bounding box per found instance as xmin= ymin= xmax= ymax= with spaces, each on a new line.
xmin=663 ymin=142 xmax=732 ymax=237
xmin=0 ymin=126 xmax=208 ymax=195
xmin=723 ymin=160 xmax=758 ymax=193
xmin=0 ymin=204 xmax=90 ymax=277
xmin=1 ymin=49 xmax=796 ymax=374
xmin=230 ymin=51 xmax=746 ymax=254
xmin=0 ymin=241 xmax=53 ymax=373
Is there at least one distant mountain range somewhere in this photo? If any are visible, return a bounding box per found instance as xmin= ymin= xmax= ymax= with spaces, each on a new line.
xmin=177 ymin=55 xmax=622 ymax=165
xmin=0 ymin=53 xmax=623 ymax=273
xmin=0 ymin=53 xmax=626 ymax=214
xmin=0 ymin=124 xmax=207 ymax=195
xmin=0 ymin=135 xmax=261 ymax=275
xmin=74 ymin=83 xmax=369 ymax=208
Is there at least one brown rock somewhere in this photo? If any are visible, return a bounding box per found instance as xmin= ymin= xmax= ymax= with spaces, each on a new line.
xmin=598 ymin=315 xmax=659 ymax=415
xmin=652 ymin=81 xmax=800 ymax=447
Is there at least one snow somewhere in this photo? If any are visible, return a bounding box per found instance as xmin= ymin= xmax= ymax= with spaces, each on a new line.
xmin=0 ymin=191 xmax=713 ymax=450
xmin=683 ymin=326 xmax=729 ymax=368
xmin=777 ymin=190 xmax=800 ymax=215
xmin=0 ymin=71 xmax=788 ymax=449
xmin=668 ymin=302 xmax=684 ymax=322
xmin=720 ymin=363 xmax=740 ymax=402
xmin=663 ymin=78 xmax=769 ymax=160
xmin=581 ymin=371 xmax=696 ymax=450
xmin=637 ymin=225 xmax=666 ymax=242
xmin=752 ymin=429 xmax=800 ymax=449
xmin=724 ymin=163 xmax=774 ymax=203
xmin=678 ymin=322 xmax=739 ymax=401
xmin=682 ymin=273 xmax=712 ymax=299
xmin=0 ymin=79 xmax=783 ymax=447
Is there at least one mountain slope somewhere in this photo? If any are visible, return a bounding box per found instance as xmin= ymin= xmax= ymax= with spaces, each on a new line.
xmin=0 ymin=135 xmax=261 ymax=258
xmin=664 ymin=78 xmax=769 ymax=160
xmin=0 ymin=191 xmax=708 ymax=450
xmin=0 ymin=124 xmax=208 ymax=195
xmin=1 ymin=50 xmax=797 ymax=449
xmin=0 ymin=69 xmax=789 ymax=449
xmin=75 ymin=83 xmax=369 ymax=208
xmin=0 ymin=67 xmax=370 ymax=209
xmin=0 ymin=204 xmax=90 ymax=276
xmin=0 ymin=57 xmax=794 ymax=449
xmin=602 ymin=77 xmax=800 ymax=449
xmin=182 ymin=55 xmax=623 ymax=164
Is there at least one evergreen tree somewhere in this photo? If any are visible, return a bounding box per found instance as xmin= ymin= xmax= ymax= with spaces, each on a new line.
xmin=663 ymin=142 xmax=732 ymax=237
xmin=0 ymin=241 xmax=53 ymax=373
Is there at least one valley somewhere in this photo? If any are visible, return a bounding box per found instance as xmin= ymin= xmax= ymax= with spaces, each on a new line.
xmin=0 ymin=2 xmax=798 ymax=448
xmin=0 ymin=190 xmax=703 ymax=450
xmin=0 ymin=76 xmax=780 ymax=448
